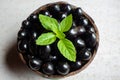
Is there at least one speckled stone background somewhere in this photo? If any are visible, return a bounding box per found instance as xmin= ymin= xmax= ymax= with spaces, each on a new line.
xmin=0 ymin=0 xmax=120 ymax=80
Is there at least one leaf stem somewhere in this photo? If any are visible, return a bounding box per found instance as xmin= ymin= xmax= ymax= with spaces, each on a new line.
xmin=55 ymin=30 xmax=66 ymax=39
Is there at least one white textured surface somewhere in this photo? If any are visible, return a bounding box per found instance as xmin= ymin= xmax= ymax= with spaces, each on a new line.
xmin=0 ymin=0 xmax=120 ymax=80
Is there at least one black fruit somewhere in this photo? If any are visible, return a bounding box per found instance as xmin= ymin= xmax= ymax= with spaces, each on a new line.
xmin=78 ymin=49 xmax=92 ymax=60
xmin=18 ymin=29 xmax=28 ymax=39
xmin=81 ymin=18 xmax=89 ymax=26
xmin=39 ymin=10 xmax=51 ymax=17
xmin=76 ymin=17 xmax=89 ymax=26
xmin=29 ymin=58 xmax=42 ymax=70
xmin=85 ymin=25 xmax=95 ymax=33
xmin=30 ymin=29 xmax=39 ymax=40
xmin=17 ymin=40 xmax=28 ymax=53
xmin=74 ymin=8 xmax=83 ymax=16
xmin=29 ymin=40 xmax=37 ymax=55
xmin=70 ymin=60 xmax=82 ymax=71
xmin=89 ymin=27 xmax=95 ymax=33
xmin=48 ymin=4 xmax=60 ymax=13
xmin=57 ymin=62 xmax=70 ymax=75
xmin=72 ymin=21 xmax=77 ymax=27
xmin=38 ymin=45 xmax=51 ymax=60
xmin=74 ymin=38 xmax=85 ymax=50
xmin=68 ymin=26 xmax=86 ymax=38
xmin=42 ymin=62 xmax=55 ymax=75
xmin=60 ymin=4 xmax=72 ymax=12
xmin=59 ymin=12 xmax=67 ymax=21
xmin=49 ymin=55 xmax=58 ymax=62
xmin=84 ymin=32 xmax=97 ymax=48
xmin=22 ymin=20 xmax=31 ymax=28
xmin=27 ymin=14 xmax=38 ymax=22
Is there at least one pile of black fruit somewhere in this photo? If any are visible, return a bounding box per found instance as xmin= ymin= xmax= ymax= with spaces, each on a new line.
xmin=17 ymin=1 xmax=99 ymax=77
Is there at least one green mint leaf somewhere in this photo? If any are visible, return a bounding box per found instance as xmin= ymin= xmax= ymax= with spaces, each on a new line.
xmin=39 ymin=14 xmax=59 ymax=32
xmin=56 ymin=30 xmax=66 ymax=39
xmin=36 ymin=32 xmax=56 ymax=45
xmin=59 ymin=14 xmax=73 ymax=32
xmin=57 ymin=38 xmax=76 ymax=62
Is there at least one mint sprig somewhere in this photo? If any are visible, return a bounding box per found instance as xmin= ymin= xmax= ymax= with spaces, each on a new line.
xmin=59 ymin=14 xmax=72 ymax=32
xmin=39 ymin=15 xmax=58 ymax=33
xmin=36 ymin=14 xmax=76 ymax=62
xmin=57 ymin=39 xmax=76 ymax=62
xmin=36 ymin=32 xmax=56 ymax=45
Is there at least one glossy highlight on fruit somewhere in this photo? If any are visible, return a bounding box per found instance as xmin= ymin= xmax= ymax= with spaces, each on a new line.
xmin=70 ymin=60 xmax=82 ymax=71
xmin=42 ymin=62 xmax=55 ymax=75
xmin=57 ymin=62 xmax=70 ymax=75
xmin=29 ymin=58 xmax=42 ymax=70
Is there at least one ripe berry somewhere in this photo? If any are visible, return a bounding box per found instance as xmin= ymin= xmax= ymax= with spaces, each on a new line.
xmin=42 ymin=62 xmax=54 ymax=75
xmin=77 ymin=26 xmax=86 ymax=35
xmin=59 ymin=13 xmax=67 ymax=21
xmin=70 ymin=60 xmax=82 ymax=71
xmin=68 ymin=26 xmax=86 ymax=38
xmin=31 ymin=31 xmax=38 ymax=39
xmin=27 ymin=14 xmax=39 ymax=22
xmin=84 ymin=32 xmax=97 ymax=48
xmin=76 ymin=17 xmax=89 ymax=26
xmin=82 ymin=18 xmax=89 ymax=26
xmin=53 ymin=4 xmax=60 ymax=12
xmin=85 ymin=25 xmax=95 ymax=33
xmin=57 ymin=62 xmax=70 ymax=75
xmin=89 ymin=27 xmax=95 ymax=33
xmin=61 ymin=4 xmax=72 ymax=13
xmin=17 ymin=40 xmax=28 ymax=53
xmin=29 ymin=40 xmax=37 ymax=55
xmin=74 ymin=8 xmax=83 ymax=16
xmin=38 ymin=45 xmax=51 ymax=60
xmin=39 ymin=10 xmax=51 ymax=17
xmin=29 ymin=29 xmax=39 ymax=40
xmin=22 ymin=20 xmax=31 ymax=28
xmin=49 ymin=55 xmax=58 ymax=62
xmin=78 ymin=49 xmax=92 ymax=60
xmin=18 ymin=29 xmax=28 ymax=39
xmin=74 ymin=38 xmax=85 ymax=50
xmin=72 ymin=21 xmax=77 ymax=27
xmin=48 ymin=4 xmax=60 ymax=13
xmin=29 ymin=58 xmax=42 ymax=70
xmin=68 ymin=28 xmax=78 ymax=38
